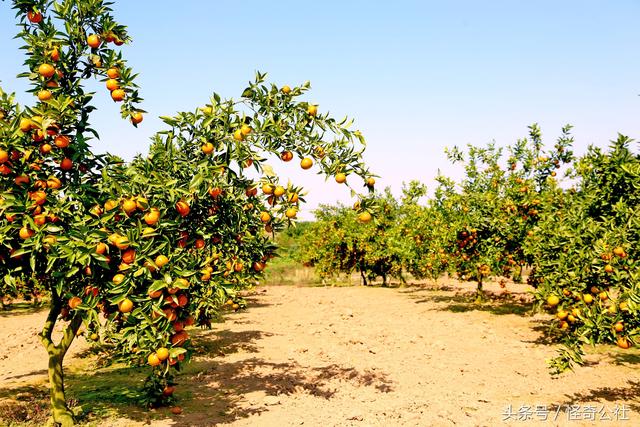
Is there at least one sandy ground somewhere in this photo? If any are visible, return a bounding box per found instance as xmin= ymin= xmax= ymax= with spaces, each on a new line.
xmin=1 ymin=281 xmax=639 ymax=426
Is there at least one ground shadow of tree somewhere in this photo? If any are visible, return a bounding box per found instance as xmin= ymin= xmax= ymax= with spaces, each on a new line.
xmin=559 ymin=380 xmax=640 ymax=413
xmin=408 ymin=290 xmax=535 ymax=316
xmin=0 ymin=327 xmax=394 ymax=426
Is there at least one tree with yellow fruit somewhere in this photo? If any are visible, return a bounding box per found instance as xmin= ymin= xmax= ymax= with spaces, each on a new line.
xmin=0 ymin=1 xmax=372 ymax=425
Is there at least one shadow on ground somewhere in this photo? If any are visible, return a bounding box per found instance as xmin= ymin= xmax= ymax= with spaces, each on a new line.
xmin=0 ymin=325 xmax=393 ymax=426
xmin=560 ymin=380 xmax=640 ymax=413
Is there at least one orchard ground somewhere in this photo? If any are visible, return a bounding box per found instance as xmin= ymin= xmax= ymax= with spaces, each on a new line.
xmin=1 ymin=276 xmax=639 ymax=427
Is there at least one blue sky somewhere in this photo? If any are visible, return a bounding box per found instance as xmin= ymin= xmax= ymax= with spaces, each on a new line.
xmin=1 ymin=1 xmax=638 ymax=218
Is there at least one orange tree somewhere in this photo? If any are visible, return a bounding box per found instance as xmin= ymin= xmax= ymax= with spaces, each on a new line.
xmin=0 ymin=1 xmax=372 ymax=425
xmin=433 ymin=124 xmax=573 ymax=300
xmin=297 ymin=186 xmax=416 ymax=286
xmin=528 ymin=135 xmax=640 ymax=373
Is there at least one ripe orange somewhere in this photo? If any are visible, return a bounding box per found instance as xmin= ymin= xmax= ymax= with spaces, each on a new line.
xmin=162 ymin=386 xmax=175 ymax=397
xmin=37 ymin=90 xmax=52 ymax=101
xmin=34 ymin=214 xmax=47 ymax=226
xmin=202 ymin=142 xmax=214 ymax=154
xmin=112 ymin=274 xmax=125 ymax=285
xmin=155 ymin=255 xmax=169 ymax=268
xmin=38 ymin=63 xmax=55 ymax=78
xmin=335 ymin=173 xmax=347 ymax=184
xmin=122 ymin=199 xmax=137 ymax=215
xmin=208 ymin=187 xmax=222 ymax=198
xmin=170 ymin=406 xmax=182 ymax=415
xmin=260 ymin=211 xmax=271 ymax=223
xmin=617 ymin=337 xmax=632 ymax=349
xmin=60 ymin=158 xmax=73 ymax=171
xmin=115 ymin=236 xmax=130 ymax=250
xmin=50 ymin=48 xmax=60 ymax=61
xmin=613 ymin=246 xmax=626 ymax=257
xmin=87 ymin=34 xmax=101 ymax=48
xmin=111 ymin=89 xmax=125 ymax=102
xmin=19 ymin=118 xmax=32 ymax=132
xmin=240 ymin=124 xmax=252 ymax=136
xmin=604 ymin=264 xmax=614 ymax=274
xmin=307 ymin=105 xmax=318 ymax=116
xmin=176 ymin=200 xmax=190 ymax=217
xmin=233 ymin=129 xmax=244 ymax=141
xmin=358 ymin=211 xmax=372 ymax=223
xmin=122 ymin=249 xmax=136 ymax=264
xmin=131 ymin=112 xmax=143 ymax=125
xmin=27 ymin=11 xmax=43 ymax=23
xmin=96 ymin=242 xmax=107 ymax=254
xmin=106 ymin=79 xmax=119 ymax=91
xmin=288 ymin=193 xmax=299 ymax=203
xmin=147 ymin=353 xmax=161 ymax=367
xmin=262 ymin=184 xmax=274 ymax=194
xmin=546 ymin=295 xmax=560 ymax=306
xmin=280 ymin=150 xmax=293 ymax=162
xmin=0 ymin=150 xmax=7 ymax=164
xmin=281 ymin=85 xmax=291 ymax=94
xmin=253 ymin=261 xmax=266 ymax=272
xmin=300 ymin=157 xmax=313 ymax=170
xmin=106 ymin=68 xmax=119 ymax=79
xmin=144 ymin=209 xmax=160 ymax=226
xmin=118 ymin=298 xmax=133 ymax=313
xmin=54 ymin=135 xmax=70 ymax=148
xmin=366 ymin=177 xmax=376 ymax=187
xmin=68 ymin=296 xmax=82 ymax=309
xmin=614 ymin=322 xmax=624 ymax=332
xmin=583 ymin=294 xmax=593 ymax=304
xmin=156 ymin=347 xmax=170 ymax=361
xmin=285 ymin=208 xmax=297 ymax=219
xmin=273 ymin=186 xmax=285 ymax=197
xmin=19 ymin=227 xmax=34 ymax=239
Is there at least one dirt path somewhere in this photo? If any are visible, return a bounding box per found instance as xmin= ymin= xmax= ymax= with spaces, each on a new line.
xmin=1 ymin=282 xmax=639 ymax=426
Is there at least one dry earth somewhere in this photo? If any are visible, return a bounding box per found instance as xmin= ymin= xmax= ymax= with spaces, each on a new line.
xmin=1 ymin=280 xmax=639 ymax=426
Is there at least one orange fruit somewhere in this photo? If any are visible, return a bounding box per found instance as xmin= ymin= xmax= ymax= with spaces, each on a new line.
xmin=27 ymin=11 xmax=43 ymax=23
xmin=240 ymin=124 xmax=252 ymax=136
xmin=202 ymin=142 xmax=214 ymax=154
xmin=156 ymin=347 xmax=170 ymax=361
xmin=114 ymin=236 xmax=130 ymax=250
xmin=131 ymin=112 xmax=143 ymax=125
xmin=546 ymin=295 xmax=560 ymax=307
xmin=68 ymin=296 xmax=82 ymax=309
xmin=111 ymin=89 xmax=125 ymax=102
xmin=260 ymin=211 xmax=271 ymax=223
xmin=280 ymin=150 xmax=293 ymax=162
xmin=281 ymin=85 xmax=291 ymax=94
xmin=112 ymin=274 xmax=125 ymax=285
xmin=54 ymin=135 xmax=70 ymax=148
xmin=613 ymin=246 xmax=626 ymax=257
xmin=96 ymin=242 xmax=107 ymax=255
xmin=171 ymin=331 xmax=189 ymax=346
xmin=208 ymin=187 xmax=222 ymax=198
xmin=617 ymin=337 xmax=632 ymax=349
xmin=106 ymin=79 xmax=119 ymax=91
xmin=60 ymin=158 xmax=73 ymax=171
xmin=122 ymin=249 xmax=136 ymax=264
xmin=335 ymin=173 xmax=347 ymax=184
xmin=19 ymin=227 xmax=34 ymax=239
xmin=38 ymin=63 xmax=55 ymax=78
xmin=300 ymin=157 xmax=313 ymax=170
xmin=358 ymin=211 xmax=372 ymax=223
xmin=106 ymin=68 xmax=119 ymax=79
xmin=162 ymin=386 xmax=175 ymax=396
xmin=273 ymin=186 xmax=285 ymax=197
xmin=366 ymin=177 xmax=376 ymax=187
xmin=118 ymin=298 xmax=133 ymax=313
xmin=122 ymin=199 xmax=137 ymax=215
xmin=288 ymin=193 xmax=299 ymax=203
xmin=583 ymin=294 xmax=593 ymax=304
xmin=170 ymin=406 xmax=182 ymax=415
xmin=262 ymin=184 xmax=274 ymax=194
xmin=253 ymin=261 xmax=266 ymax=272
xmin=604 ymin=264 xmax=614 ymax=274
xmin=285 ymin=208 xmax=297 ymax=219
xmin=233 ymin=129 xmax=244 ymax=141
xmin=147 ymin=353 xmax=161 ymax=367
xmin=144 ymin=209 xmax=160 ymax=226
xmin=0 ymin=150 xmax=7 ymax=164
xmin=87 ymin=34 xmax=101 ymax=48
xmin=148 ymin=288 xmax=163 ymax=299
xmin=307 ymin=105 xmax=318 ymax=116
xmin=176 ymin=200 xmax=190 ymax=217
xmin=155 ymin=255 xmax=169 ymax=268
xmin=37 ymin=90 xmax=52 ymax=101
xmin=614 ymin=322 xmax=624 ymax=332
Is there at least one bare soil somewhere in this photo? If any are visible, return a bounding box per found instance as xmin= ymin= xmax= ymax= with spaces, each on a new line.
xmin=1 ymin=280 xmax=639 ymax=426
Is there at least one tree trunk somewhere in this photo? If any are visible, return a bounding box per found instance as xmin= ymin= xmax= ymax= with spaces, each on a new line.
xmin=41 ymin=297 xmax=81 ymax=426
xmin=47 ymin=350 xmax=74 ymax=426
xmin=381 ymin=273 xmax=388 ymax=287
xmin=360 ymin=270 xmax=368 ymax=286
xmin=475 ymin=276 xmax=484 ymax=303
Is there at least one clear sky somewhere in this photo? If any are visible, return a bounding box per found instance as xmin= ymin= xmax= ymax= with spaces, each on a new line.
xmin=1 ymin=1 xmax=638 ymax=219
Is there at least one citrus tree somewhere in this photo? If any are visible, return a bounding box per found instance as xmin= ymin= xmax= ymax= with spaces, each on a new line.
xmin=528 ymin=135 xmax=640 ymax=373
xmin=0 ymin=1 xmax=373 ymax=425
xmin=434 ymin=124 xmax=573 ymax=301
